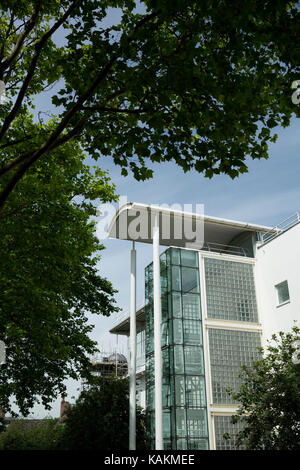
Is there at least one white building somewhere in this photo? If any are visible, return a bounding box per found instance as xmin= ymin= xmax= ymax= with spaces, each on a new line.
xmin=109 ymin=203 xmax=300 ymax=450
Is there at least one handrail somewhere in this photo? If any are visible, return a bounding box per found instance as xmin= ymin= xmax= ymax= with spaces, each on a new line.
xmin=261 ymin=211 xmax=300 ymax=245
xmin=202 ymin=241 xmax=249 ymax=257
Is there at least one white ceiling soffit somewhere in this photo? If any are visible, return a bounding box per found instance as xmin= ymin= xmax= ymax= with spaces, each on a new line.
xmin=107 ymin=202 xmax=273 ymax=248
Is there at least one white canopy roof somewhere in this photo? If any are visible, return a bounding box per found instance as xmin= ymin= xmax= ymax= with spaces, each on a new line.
xmin=107 ymin=202 xmax=273 ymax=248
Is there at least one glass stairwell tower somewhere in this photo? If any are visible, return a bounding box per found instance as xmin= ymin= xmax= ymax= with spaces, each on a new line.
xmin=145 ymin=247 xmax=261 ymax=450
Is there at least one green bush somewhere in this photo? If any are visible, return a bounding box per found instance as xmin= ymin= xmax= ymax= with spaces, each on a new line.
xmin=0 ymin=418 xmax=65 ymax=450
xmin=61 ymin=376 xmax=150 ymax=451
xmin=0 ymin=376 xmax=150 ymax=450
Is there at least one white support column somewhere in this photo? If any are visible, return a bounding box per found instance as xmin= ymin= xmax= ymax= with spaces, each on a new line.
xmin=129 ymin=241 xmax=136 ymax=450
xmin=153 ymin=213 xmax=163 ymax=450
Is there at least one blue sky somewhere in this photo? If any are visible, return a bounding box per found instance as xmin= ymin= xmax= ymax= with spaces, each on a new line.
xmin=19 ymin=6 xmax=300 ymax=417
xmin=94 ymin=116 xmax=300 ymax=349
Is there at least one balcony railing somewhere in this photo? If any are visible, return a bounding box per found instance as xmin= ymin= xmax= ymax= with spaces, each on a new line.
xmin=201 ymin=241 xmax=250 ymax=257
xmin=260 ymin=211 xmax=300 ymax=245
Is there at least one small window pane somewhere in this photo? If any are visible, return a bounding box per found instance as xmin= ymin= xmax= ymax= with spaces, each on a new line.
xmin=184 ymin=346 xmax=204 ymax=375
xmin=161 ymin=293 xmax=169 ymax=322
xmin=173 ymin=319 xmax=183 ymax=344
xmin=174 ymin=345 xmax=184 ymax=374
xmin=185 ymin=376 xmax=206 ymax=407
xmin=187 ymin=408 xmax=207 ymax=437
xmin=183 ymin=319 xmax=202 ymax=345
xmin=181 ymin=250 xmax=198 ymax=268
xmin=276 ymin=280 xmax=290 ymax=305
xmin=161 ymin=322 xmax=169 ymax=347
xmin=176 ymin=408 xmax=186 ymax=437
xmin=172 ymin=292 xmax=182 ymax=318
xmin=177 ymin=438 xmax=188 ymax=450
xmin=181 ymin=267 xmax=199 ymax=293
xmin=182 ymin=294 xmax=201 ymax=320
xmin=174 ymin=375 xmax=185 ymax=406
xmin=171 ymin=248 xmax=181 ymax=265
xmin=163 ymin=410 xmax=171 ymax=438
xmin=172 ymin=265 xmax=181 ymax=291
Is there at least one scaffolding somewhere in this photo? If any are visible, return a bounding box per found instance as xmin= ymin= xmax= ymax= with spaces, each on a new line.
xmin=81 ymin=351 xmax=128 ymax=390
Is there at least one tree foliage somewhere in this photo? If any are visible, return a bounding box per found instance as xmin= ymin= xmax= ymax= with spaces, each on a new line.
xmin=228 ymin=326 xmax=300 ymax=450
xmin=0 ymin=1 xmax=300 ymax=211
xmin=0 ymin=128 xmax=119 ymax=417
xmin=61 ymin=376 xmax=149 ymax=451
xmin=0 ymin=418 xmax=64 ymax=450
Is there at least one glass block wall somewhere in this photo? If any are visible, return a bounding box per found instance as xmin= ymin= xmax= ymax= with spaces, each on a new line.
xmin=204 ymin=256 xmax=261 ymax=449
xmin=214 ymin=415 xmax=245 ymax=450
xmin=208 ymin=328 xmax=261 ymax=404
xmin=204 ymin=258 xmax=258 ymax=322
xmin=145 ymin=248 xmax=209 ymax=450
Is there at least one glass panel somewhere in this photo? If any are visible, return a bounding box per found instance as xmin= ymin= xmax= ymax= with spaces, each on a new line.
xmin=163 ymin=410 xmax=171 ymax=438
xmin=187 ymin=408 xmax=208 ymax=437
xmin=161 ymin=273 xmax=168 ymax=295
xmin=177 ymin=438 xmax=188 ymax=450
xmin=162 ymin=347 xmax=170 ymax=377
xmin=174 ymin=375 xmax=185 ymax=406
xmin=181 ymin=249 xmax=198 ymax=268
xmin=163 ymin=439 xmax=172 ymax=450
xmin=160 ymin=252 xmax=167 ymax=271
xmin=162 ymin=381 xmax=170 ymax=407
xmin=161 ymin=293 xmax=169 ymax=322
xmin=174 ymin=345 xmax=184 ymax=374
xmin=188 ymin=438 xmax=209 ymax=450
xmin=181 ymin=267 xmax=199 ymax=293
xmin=176 ymin=408 xmax=186 ymax=437
xmin=182 ymin=293 xmax=201 ymax=320
xmin=145 ymin=329 xmax=154 ymax=355
xmin=146 ymin=384 xmax=154 ymax=409
xmin=172 ymin=265 xmax=181 ymax=291
xmin=171 ymin=248 xmax=181 ymax=265
xmin=184 ymin=346 xmax=204 ymax=375
xmin=185 ymin=376 xmax=206 ymax=407
xmin=161 ymin=322 xmax=169 ymax=347
xmin=173 ymin=318 xmax=183 ymax=344
xmin=183 ymin=319 xmax=202 ymax=345
xmin=172 ymin=292 xmax=182 ymax=318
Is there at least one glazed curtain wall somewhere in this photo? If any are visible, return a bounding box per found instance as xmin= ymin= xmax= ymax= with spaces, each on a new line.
xmin=145 ymin=248 xmax=209 ymax=450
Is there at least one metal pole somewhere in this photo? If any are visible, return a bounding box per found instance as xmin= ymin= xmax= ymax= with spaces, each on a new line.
xmin=153 ymin=213 xmax=163 ymax=450
xmin=129 ymin=241 xmax=136 ymax=450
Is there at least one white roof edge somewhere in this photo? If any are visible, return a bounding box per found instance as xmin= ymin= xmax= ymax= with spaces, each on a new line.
xmin=107 ymin=201 xmax=273 ymax=238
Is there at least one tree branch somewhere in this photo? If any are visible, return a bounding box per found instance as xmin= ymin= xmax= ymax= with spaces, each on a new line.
xmin=0 ymin=8 xmax=162 ymax=211
xmin=0 ymin=150 xmax=34 ymax=178
xmin=0 ymin=1 xmax=78 ymax=143
xmin=81 ymin=106 xmax=147 ymax=114
xmin=0 ymin=10 xmax=15 ymax=63
xmin=0 ymin=3 xmax=41 ymax=77
xmin=0 ymin=135 xmax=34 ymax=151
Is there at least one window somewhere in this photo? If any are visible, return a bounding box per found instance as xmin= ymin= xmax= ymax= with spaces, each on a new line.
xmin=276 ymin=280 xmax=290 ymax=305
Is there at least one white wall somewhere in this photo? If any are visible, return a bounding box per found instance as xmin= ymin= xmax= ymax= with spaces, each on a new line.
xmin=256 ymin=223 xmax=300 ymax=345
